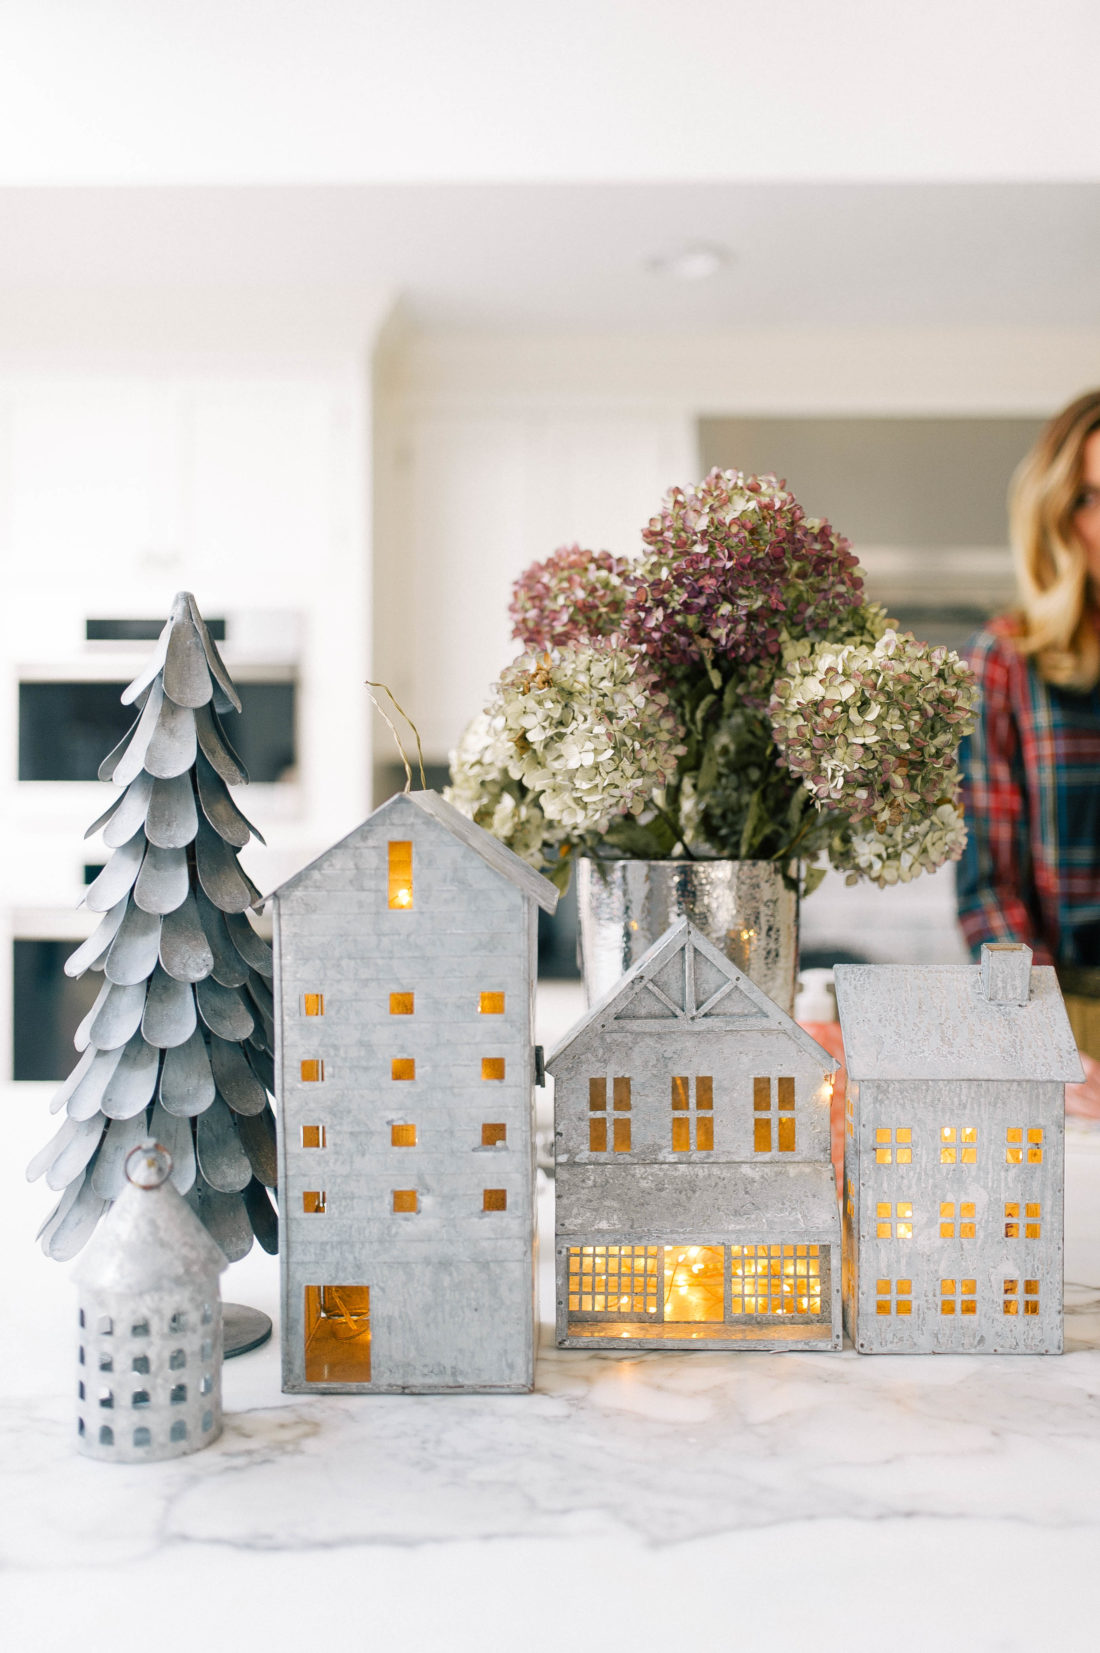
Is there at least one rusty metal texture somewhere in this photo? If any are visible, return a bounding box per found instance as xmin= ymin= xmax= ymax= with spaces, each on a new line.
xmin=29 ymin=593 xmax=278 ymax=1264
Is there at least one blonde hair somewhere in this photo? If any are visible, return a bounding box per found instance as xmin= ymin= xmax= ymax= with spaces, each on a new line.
xmin=1011 ymin=389 xmax=1100 ymax=690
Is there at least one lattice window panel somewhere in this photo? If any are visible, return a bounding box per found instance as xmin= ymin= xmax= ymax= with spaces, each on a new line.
xmin=875 ymin=1126 xmax=912 ymax=1164
xmin=730 ymin=1245 xmax=823 ymax=1316
xmin=875 ymin=1278 xmax=913 ymax=1316
xmin=567 ymin=1247 xmax=659 ymax=1316
xmin=940 ymin=1126 xmax=977 ymax=1164
xmin=1006 ymin=1128 xmax=1044 ymax=1165
xmin=939 ymin=1202 xmax=975 ymax=1239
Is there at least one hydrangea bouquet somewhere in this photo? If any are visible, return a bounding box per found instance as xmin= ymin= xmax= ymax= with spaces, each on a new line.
xmin=447 ymin=470 xmax=977 ymax=896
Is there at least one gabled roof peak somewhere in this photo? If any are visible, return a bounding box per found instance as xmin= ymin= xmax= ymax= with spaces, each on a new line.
xmin=547 ymin=918 xmax=836 ymax=1070
xmin=263 ymin=789 xmax=558 ymax=913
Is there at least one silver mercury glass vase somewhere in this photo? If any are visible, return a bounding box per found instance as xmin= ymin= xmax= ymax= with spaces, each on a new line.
xmin=576 ymin=857 xmax=799 ymax=1015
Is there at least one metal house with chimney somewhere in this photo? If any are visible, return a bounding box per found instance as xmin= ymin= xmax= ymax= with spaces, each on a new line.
xmin=268 ymin=790 xmax=557 ymax=1393
xmin=548 ymin=920 xmax=842 ymax=1351
xmin=835 ymin=942 xmax=1082 ymax=1354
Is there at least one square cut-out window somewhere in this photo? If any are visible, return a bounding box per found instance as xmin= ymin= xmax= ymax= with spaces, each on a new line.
xmin=483 ymin=1188 xmax=507 ymax=1211
xmin=303 ymin=1190 xmax=327 ymax=1214
xmin=392 ymin=1189 xmax=418 ymax=1213
xmin=482 ymin=1123 xmax=506 ymax=1146
xmin=301 ymin=1059 xmax=324 ymax=1083
xmin=391 ymin=1124 xmax=417 ymax=1147
xmin=482 ymin=1057 xmax=506 ymax=1081
xmin=390 ymin=993 xmax=414 ymax=1015
xmin=392 ymin=1058 xmax=415 ymax=1081
xmin=479 ymin=992 xmax=505 ymax=1014
xmin=301 ymin=1125 xmax=326 ymax=1149
xmin=303 ymin=994 xmax=325 ymax=1016
xmin=388 ymin=841 xmax=413 ymax=909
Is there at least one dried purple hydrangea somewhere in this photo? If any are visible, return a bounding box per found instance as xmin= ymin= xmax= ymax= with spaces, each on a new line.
xmin=510 ymin=544 xmax=632 ymax=651
xmin=622 ymin=469 xmax=864 ymax=675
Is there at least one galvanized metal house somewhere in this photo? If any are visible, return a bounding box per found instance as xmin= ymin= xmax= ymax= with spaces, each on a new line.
xmin=835 ymin=943 xmax=1082 ymax=1354
xmin=548 ymin=919 xmax=842 ymax=1351
xmin=269 ymin=790 xmax=558 ymax=1394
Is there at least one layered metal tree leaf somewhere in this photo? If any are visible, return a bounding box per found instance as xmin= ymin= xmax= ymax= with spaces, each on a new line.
xmin=28 ymin=593 xmax=278 ymax=1263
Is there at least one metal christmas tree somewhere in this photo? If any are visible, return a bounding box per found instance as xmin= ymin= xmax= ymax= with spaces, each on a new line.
xmin=28 ymin=593 xmax=278 ymax=1264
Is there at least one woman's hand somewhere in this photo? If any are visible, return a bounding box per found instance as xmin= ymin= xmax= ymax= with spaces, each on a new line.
xmin=1066 ymin=1051 xmax=1100 ymax=1119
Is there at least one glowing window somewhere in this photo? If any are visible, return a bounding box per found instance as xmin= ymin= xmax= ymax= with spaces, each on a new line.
xmin=752 ymin=1075 xmax=795 ymax=1153
xmin=589 ymin=1077 xmax=630 ymax=1151
xmin=304 ymin=1286 xmax=371 ymax=1384
xmin=940 ymin=1125 xmax=977 ymax=1164
xmin=392 ymin=1058 xmax=415 ymax=1081
xmin=671 ymin=1075 xmax=712 ymax=1151
xmin=483 ymin=1188 xmax=507 ymax=1211
xmin=845 ymin=1176 xmax=854 ymax=1220
xmin=731 ymin=1245 xmax=823 ymax=1317
xmin=1003 ymin=1277 xmax=1040 ymax=1316
xmin=1007 ymin=1126 xmax=1043 ymax=1164
xmin=875 ymin=1126 xmax=912 ymax=1165
xmin=876 ymin=1202 xmax=913 ymax=1239
xmin=301 ymin=1125 xmax=326 ymax=1149
xmin=941 ymin=1278 xmax=977 ymax=1315
xmin=389 ymin=993 xmax=414 ymax=1015
xmin=303 ymin=994 xmax=324 ymax=1016
xmin=1025 ymin=1202 xmax=1042 ymax=1239
xmin=482 ymin=1057 xmax=506 ymax=1081
xmin=482 ymin=1123 xmax=506 ymax=1147
xmin=391 ymin=1124 xmax=417 ymax=1147
xmin=300 ymin=1059 xmax=324 ymax=1083
xmin=567 ymin=1246 xmax=659 ymax=1316
xmin=392 ymin=1190 xmax=418 ymax=1213
xmin=845 ymin=1095 xmax=855 ymax=1139
xmin=940 ymin=1201 xmax=976 ymax=1239
xmin=875 ymin=1278 xmax=913 ymax=1316
xmin=589 ymin=1077 xmax=607 ymax=1152
xmin=302 ymin=1190 xmax=326 ymax=1214
xmin=479 ymin=992 xmax=505 ymax=1014
xmin=388 ymin=841 xmax=413 ymax=909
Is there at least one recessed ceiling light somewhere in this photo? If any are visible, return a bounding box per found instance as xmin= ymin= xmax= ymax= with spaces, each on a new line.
xmin=648 ymin=243 xmax=732 ymax=282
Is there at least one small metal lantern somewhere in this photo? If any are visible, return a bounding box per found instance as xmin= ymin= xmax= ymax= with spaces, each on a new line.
xmin=73 ymin=1141 xmax=229 ymax=1462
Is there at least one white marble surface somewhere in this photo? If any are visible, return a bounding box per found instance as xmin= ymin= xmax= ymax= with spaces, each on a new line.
xmin=5 ymin=992 xmax=1100 ymax=1653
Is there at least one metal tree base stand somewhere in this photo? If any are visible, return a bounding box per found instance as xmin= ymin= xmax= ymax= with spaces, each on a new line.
xmin=223 ymin=1302 xmax=273 ymax=1357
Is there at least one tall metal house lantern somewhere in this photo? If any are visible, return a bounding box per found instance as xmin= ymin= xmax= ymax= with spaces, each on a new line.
xmin=74 ymin=1141 xmax=228 ymax=1463
xmin=835 ymin=943 xmax=1082 ymax=1353
xmin=267 ymin=790 xmax=558 ymax=1394
xmin=548 ymin=920 xmax=843 ymax=1350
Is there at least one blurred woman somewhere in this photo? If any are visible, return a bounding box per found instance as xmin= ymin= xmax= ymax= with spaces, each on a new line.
xmin=957 ymin=389 xmax=1100 ymax=1115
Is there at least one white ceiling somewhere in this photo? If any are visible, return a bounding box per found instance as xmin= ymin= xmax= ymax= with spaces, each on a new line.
xmin=0 ymin=182 xmax=1097 ymax=334
xmin=1 ymin=1 xmax=1098 ymax=186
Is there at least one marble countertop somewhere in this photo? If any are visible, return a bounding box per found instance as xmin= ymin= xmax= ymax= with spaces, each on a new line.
xmin=5 ymin=988 xmax=1100 ymax=1653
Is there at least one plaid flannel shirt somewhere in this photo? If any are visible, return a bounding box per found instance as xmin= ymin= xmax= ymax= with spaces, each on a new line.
xmin=956 ymin=618 xmax=1100 ymax=967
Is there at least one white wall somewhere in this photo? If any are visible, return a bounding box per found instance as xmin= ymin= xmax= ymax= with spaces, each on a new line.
xmin=377 ymin=323 xmax=1100 ymax=764
xmin=1 ymin=2 xmax=1096 ymax=183
xmin=0 ymin=287 xmax=391 ymax=1080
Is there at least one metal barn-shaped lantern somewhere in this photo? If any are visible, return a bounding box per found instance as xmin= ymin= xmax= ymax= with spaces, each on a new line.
xmin=74 ymin=1141 xmax=228 ymax=1462
xmin=835 ymin=943 xmax=1082 ymax=1354
xmin=548 ymin=919 xmax=843 ymax=1351
xmin=267 ymin=790 xmax=558 ymax=1394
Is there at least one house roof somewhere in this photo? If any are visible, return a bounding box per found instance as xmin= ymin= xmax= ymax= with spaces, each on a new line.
xmin=834 ymin=963 xmax=1084 ymax=1081
xmin=262 ymin=789 xmax=558 ymax=913
xmin=546 ymin=918 xmax=837 ymax=1070
xmin=556 ymin=1162 xmax=840 ymax=1241
xmin=73 ymin=1177 xmax=228 ymax=1294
